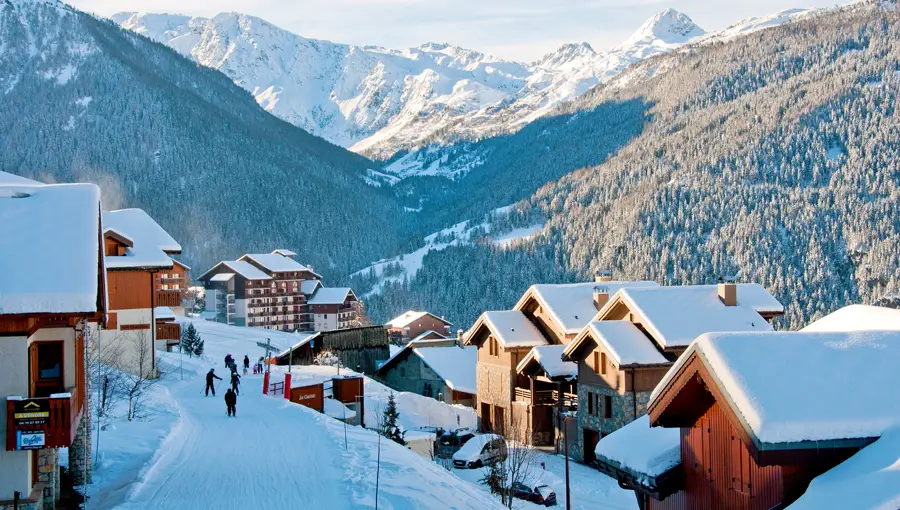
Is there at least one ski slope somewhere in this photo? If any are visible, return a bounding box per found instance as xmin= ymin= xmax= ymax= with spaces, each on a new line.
xmin=94 ymin=319 xmax=503 ymax=509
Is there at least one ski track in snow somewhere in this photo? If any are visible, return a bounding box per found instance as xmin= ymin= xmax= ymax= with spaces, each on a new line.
xmin=111 ymin=374 xmax=347 ymax=510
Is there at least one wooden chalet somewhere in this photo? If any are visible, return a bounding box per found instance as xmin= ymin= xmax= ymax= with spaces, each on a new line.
xmin=0 ymin=183 xmax=107 ymax=508
xmin=275 ymin=326 xmax=390 ymax=375
xmin=375 ymin=337 xmax=477 ymax=407
xmin=594 ymin=326 xmax=900 ymax=510
xmin=561 ymin=281 xmax=783 ymax=462
xmin=385 ymin=311 xmax=453 ymax=344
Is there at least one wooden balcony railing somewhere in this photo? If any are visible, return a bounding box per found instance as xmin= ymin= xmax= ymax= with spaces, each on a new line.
xmin=6 ymin=390 xmax=82 ymax=451
xmin=155 ymin=290 xmax=183 ymax=307
xmin=514 ymin=388 xmax=578 ymax=407
xmin=156 ymin=323 xmax=181 ymax=341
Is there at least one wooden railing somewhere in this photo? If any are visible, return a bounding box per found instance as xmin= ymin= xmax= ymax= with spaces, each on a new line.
xmin=514 ymin=388 xmax=578 ymax=407
xmin=5 ymin=390 xmax=81 ymax=451
xmin=156 ymin=323 xmax=181 ymax=341
xmin=155 ymin=290 xmax=183 ymax=307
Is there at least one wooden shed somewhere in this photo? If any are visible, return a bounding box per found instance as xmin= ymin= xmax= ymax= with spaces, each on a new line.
xmin=276 ymin=326 xmax=390 ymax=375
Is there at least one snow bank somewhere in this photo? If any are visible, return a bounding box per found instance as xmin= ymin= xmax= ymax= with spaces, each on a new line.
xmin=0 ymin=183 xmax=101 ymax=314
xmin=787 ymin=426 xmax=900 ymax=510
xmin=594 ymin=416 xmax=680 ymax=480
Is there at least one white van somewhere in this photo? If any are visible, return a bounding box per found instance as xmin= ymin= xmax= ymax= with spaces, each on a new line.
xmin=452 ymin=434 xmax=507 ymax=469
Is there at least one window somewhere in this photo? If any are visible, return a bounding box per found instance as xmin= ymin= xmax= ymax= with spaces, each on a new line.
xmin=587 ymin=393 xmax=594 ymax=415
xmin=600 ymin=352 xmax=607 ymax=376
xmin=604 ymin=396 xmax=612 ymax=419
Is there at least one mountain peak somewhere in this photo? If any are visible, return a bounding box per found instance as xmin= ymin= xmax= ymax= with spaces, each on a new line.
xmin=626 ymin=8 xmax=705 ymax=45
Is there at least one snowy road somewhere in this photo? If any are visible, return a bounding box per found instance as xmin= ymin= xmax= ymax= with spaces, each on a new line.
xmin=113 ymin=373 xmax=348 ymax=510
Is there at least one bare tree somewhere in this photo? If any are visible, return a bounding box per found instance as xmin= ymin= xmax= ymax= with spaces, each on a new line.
xmin=481 ymin=411 xmax=539 ymax=509
xmin=116 ymin=329 xmax=165 ymax=421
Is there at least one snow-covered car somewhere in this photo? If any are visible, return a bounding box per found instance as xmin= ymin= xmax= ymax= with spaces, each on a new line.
xmin=511 ymin=483 xmax=557 ymax=506
xmin=452 ymin=434 xmax=506 ymax=468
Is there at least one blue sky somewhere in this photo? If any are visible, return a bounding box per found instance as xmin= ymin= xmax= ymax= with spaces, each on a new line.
xmin=68 ymin=0 xmax=842 ymax=61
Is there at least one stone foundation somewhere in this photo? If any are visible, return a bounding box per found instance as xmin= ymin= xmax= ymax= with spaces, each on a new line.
xmin=572 ymin=384 xmax=652 ymax=462
xmin=37 ymin=449 xmax=59 ymax=509
xmin=69 ymin=413 xmax=92 ymax=486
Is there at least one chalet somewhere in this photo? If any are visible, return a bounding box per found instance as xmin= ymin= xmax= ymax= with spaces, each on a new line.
xmin=199 ymin=250 xmax=361 ymax=332
xmin=464 ymin=278 xmax=658 ymax=445
xmin=375 ymin=338 xmax=477 ymax=407
xmin=594 ymin=324 xmax=900 ymax=510
xmin=275 ymin=326 xmax=390 ymax=375
xmin=385 ymin=311 xmax=453 ymax=344
xmin=561 ymin=282 xmax=783 ymax=462
xmin=101 ymin=209 xmax=185 ymax=373
xmin=308 ymin=288 xmax=360 ymax=331
xmin=0 ymin=183 xmax=106 ymax=508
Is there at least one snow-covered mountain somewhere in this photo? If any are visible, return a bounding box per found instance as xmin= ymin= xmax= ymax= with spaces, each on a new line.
xmin=113 ymin=9 xmax=710 ymax=157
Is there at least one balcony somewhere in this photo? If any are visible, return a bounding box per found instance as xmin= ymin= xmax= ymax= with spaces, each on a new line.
xmin=156 ymin=323 xmax=181 ymax=342
xmin=5 ymin=391 xmax=82 ymax=451
xmin=514 ymin=388 xmax=578 ymax=408
xmin=155 ymin=290 xmax=183 ymax=307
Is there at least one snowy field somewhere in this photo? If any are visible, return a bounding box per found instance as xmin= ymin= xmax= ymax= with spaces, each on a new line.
xmin=79 ymin=318 xmax=635 ymax=509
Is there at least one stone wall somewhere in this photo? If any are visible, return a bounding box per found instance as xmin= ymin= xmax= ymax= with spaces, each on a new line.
xmin=475 ymin=363 xmax=511 ymax=408
xmin=381 ymin=354 xmax=445 ymax=399
xmin=37 ymin=449 xmax=58 ymax=510
xmin=69 ymin=413 xmax=92 ymax=486
xmin=571 ymin=383 xmax=652 ymax=462
xmin=0 ymin=483 xmax=44 ymax=510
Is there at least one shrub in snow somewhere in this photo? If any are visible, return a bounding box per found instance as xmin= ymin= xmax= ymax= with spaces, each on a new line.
xmin=381 ymin=393 xmax=407 ymax=446
xmin=314 ymin=350 xmax=340 ymax=367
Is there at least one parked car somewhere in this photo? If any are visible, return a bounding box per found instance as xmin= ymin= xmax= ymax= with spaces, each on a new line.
xmin=437 ymin=428 xmax=476 ymax=458
xmin=511 ymin=483 xmax=557 ymax=506
xmin=452 ymin=434 xmax=507 ymax=469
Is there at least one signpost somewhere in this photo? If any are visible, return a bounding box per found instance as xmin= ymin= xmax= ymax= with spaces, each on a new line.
xmin=257 ymin=339 xmax=278 ymax=395
xmin=12 ymin=399 xmax=50 ymax=450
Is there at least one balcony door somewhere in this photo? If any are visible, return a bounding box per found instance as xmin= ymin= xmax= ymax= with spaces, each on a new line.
xmin=30 ymin=341 xmax=64 ymax=398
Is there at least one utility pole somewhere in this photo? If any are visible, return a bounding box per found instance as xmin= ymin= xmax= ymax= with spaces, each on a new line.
xmin=564 ymin=415 xmax=572 ymax=510
xmin=375 ymin=432 xmax=381 ymax=510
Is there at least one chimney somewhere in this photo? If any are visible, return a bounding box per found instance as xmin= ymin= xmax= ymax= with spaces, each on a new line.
xmin=456 ymin=329 xmax=464 ymax=347
xmin=595 ymin=270 xmax=612 ymax=283
xmin=718 ymin=277 xmax=736 ymax=307
xmin=593 ymin=286 xmax=609 ymax=311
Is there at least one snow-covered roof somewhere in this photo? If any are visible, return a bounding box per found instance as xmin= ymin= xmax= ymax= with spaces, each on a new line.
xmin=413 ymin=345 xmax=477 ymax=394
xmin=652 ymin=330 xmax=900 ymax=444
xmin=103 ymin=208 xmax=181 ymax=253
xmin=103 ymin=227 xmax=134 ymax=246
xmin=0 ymin=184 xmax=102 ymax=315
xmin=385 ymin=311 xmax=452 ymax=329
xmin=516 ymin=281 xmax=659 ymax=335
xmin=209 ymin=272 xmax=235 ymax=282
xmin=607 ymin=285 xmax=775 ymax=348
xmin=469 ymin=311 xmax=548 ymax=348
xmin=154 ymin=306 xmax=176 ymax=320
xmin=409 ymin=330 xmax=447 ymax=342
xmin=308 ymin=287 xmax=356 ymax=305
xmin=787 ymin=426 xmax=900 ymax=510
xmin=221 ymin=261 xmax=272 ymax=281
xmin=0 ymin=171 xmax=40 ymax=185
xmin=566 ymin=321 xmax=669 ymax=366
xmin=274 ymin=332 xmax=322 ymax=358
xmin=104 ymin=246 xmax=174 ymax=270
xmin=272 ymin=249 xmax=297 ymax=257
xmin=301 ymin=279 xmax=322 ymax=295
xmin=802 ymin=304 xmax=900 ymax=333
xmin=516 ymin=345 xmax=577 ymax=379
xmin=240 ymin=253 xmax=311 ymax=274
xmin=594 ymin=415 xmax=681 ymax=480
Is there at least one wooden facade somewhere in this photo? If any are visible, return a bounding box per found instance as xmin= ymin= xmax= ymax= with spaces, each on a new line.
xmin=276 ymin=326 xmax=390 ymax=375
xmin=640 ymin=352 xmax=864 ymax=510
xmin=107 ymin=271 xmax=154 ymax=311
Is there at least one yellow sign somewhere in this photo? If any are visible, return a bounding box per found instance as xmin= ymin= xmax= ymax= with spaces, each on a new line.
xmin=14 ymin=412 xmax=50 ymax=419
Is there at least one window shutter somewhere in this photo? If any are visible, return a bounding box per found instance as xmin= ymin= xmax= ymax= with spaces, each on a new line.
xmin=600 ymin=352 xmax=607 ymax=376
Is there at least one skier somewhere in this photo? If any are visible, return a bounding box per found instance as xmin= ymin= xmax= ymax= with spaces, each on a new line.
xmin=205 ymin=368 xmax=222 ymax=396
xmin=258 ymin=357 xmax=265 ymax=374
xmin=243 ymin=355 xmax=250 ymax=375
xmin=224 ymin=353 xmax=233 ymax=369
xmin=224 ymin=388 xmax=237 ymax=417
xmin=231 ymin=371 xmax=241 ymax=395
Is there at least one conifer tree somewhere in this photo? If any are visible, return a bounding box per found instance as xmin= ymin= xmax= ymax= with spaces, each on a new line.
xmin=381 ymin=393 xmax=406 ymax=445
xmin=193 ymin=337 xmax=205 ymax=358
xmin=181 ymin=323 xmax=198 ymax=358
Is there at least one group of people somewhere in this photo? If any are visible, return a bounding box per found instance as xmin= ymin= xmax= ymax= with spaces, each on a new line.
xmin=206 ymin=353 xmax=254 ymax=417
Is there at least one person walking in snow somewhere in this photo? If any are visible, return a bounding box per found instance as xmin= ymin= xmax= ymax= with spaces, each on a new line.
xmin=243 ymin=355 xmax=250 ymax=375
xmin=206 ymin=369 xmax=222 ymax=396
xmin=224 ymin=388 xmax=237 ymax=417
xmin=231 ymin=371 xmax=241 ymax=395
xmin=224 ymin=354 xmax=233 ymax=369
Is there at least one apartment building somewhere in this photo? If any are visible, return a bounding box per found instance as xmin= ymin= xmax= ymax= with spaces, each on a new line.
xmin=199 ymin=250 xmax=361 ymax=332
